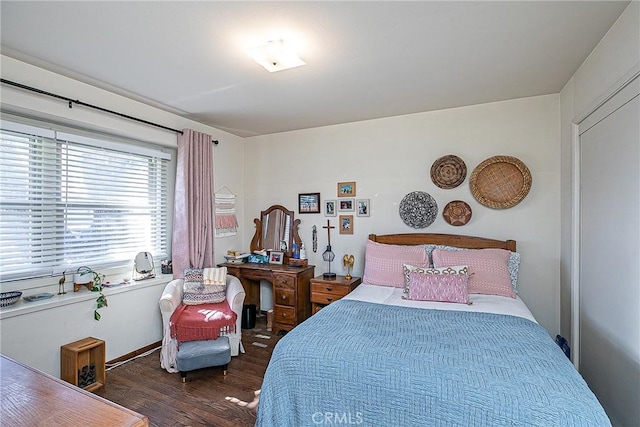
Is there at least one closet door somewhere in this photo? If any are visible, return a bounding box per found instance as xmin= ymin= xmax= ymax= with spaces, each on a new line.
xmin=578 ymin=75 xmax=639 ymax=426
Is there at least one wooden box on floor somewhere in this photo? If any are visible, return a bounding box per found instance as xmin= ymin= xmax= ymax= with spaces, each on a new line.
xmin=60 ymin=337 xmax=106 ymax=392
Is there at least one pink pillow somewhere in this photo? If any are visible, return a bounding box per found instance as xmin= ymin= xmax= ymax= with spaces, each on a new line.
xmin=432 ymin=248 xmax=515 ymax=298
xmin=404 ymin=271 xmax=469 ymax=304
xmin=362 ymin=240 xmax=428 ymax=287
xmin=402 ymin=264 xmax=468 ymax=294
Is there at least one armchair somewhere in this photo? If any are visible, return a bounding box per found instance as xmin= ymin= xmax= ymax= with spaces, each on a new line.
xmin=159 ymin=274 xmax=245 ymax=373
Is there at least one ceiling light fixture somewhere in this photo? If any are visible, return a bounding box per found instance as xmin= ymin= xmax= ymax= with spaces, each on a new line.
xmin=249 ymin=39 xmax=306 ymax=73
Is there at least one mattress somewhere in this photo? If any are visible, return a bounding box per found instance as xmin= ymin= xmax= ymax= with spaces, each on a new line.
xmin=343 ymin=283 xmax=538 ymax=323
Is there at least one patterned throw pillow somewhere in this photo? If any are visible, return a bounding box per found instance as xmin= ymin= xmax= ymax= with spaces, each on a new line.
xmin=362 ymin=240 xmax=429 ymax=288
xmin=432 ymin=248 xmax=515 ymax=298
xmin=403 ymin=270 xmax=470 ymax=304
xmin=402 ymin=264 xmax=468 ymax=295
xmin=182 ymin=267 xmax=227 ymax=305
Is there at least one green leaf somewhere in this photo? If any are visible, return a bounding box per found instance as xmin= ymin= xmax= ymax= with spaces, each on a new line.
xmin=94 ymin=310 xmax=101 ymax=321
xmin=96 ymin=294 xmax=107 ymax=309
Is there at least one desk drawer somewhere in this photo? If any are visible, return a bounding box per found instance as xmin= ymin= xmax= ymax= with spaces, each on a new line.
xmin=274 ymin=288 xmax=295 ymax=306
xmin=273 ymin=274 xmax=295 ymax=289
xmin=311 ymin=292 xmax=342 ymax=305
xmin=311 ymin=283 xmax=350 ymax=297
xmin=274 ymin=305 xmax=295 ymax=325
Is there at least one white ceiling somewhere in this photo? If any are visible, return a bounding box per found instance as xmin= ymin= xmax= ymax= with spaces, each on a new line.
xmin=0 ymin=1 xmax=630 ymax=138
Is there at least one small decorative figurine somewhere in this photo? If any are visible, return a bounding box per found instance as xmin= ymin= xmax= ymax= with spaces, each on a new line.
xmin=343 ymin=254 xmax=355 ymax=280
xmin=58 ymin=274 xmax=66 ymax=295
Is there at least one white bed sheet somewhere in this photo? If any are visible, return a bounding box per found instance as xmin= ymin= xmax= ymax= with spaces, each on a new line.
xmin=343 ymin=284 xmax=537 ymax=323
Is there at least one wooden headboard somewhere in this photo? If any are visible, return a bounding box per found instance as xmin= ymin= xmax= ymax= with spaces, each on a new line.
xmin=368 ymin=233 xmax=516 ymax=252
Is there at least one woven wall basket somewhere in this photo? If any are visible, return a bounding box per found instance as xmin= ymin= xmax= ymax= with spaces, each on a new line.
xmin=442 ymin=200 xmax=472 ymax=226
xmin=470 ymin=155 xmax=532 ymax=209
xmin=430 ymin=155 xmax=467 ymax=189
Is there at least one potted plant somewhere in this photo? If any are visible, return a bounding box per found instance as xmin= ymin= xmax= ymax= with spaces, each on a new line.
xmin=89 ymin=269 xmax=108 ymax=321
xmin=73 ymin=266 xmax=108 ymax=320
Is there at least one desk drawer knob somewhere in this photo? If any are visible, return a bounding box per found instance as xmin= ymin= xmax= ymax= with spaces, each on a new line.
xmin=326 ymin=287 xmax=332 ymax=291
xmin=281 ymin=295 xmax=286 ymax=300
xmin=327 ymin=298 xmax=333 ymax=302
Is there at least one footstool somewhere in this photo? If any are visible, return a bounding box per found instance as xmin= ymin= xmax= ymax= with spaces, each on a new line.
xmin=176 ymin=336 xmax=231 ymax=382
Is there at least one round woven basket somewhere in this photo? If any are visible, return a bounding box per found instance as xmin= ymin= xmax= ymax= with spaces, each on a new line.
xmin=430 ymin=155 xmax=467 ymax=189
xmin=442 ymin=200 xmax=472 ymax=226
xmin=470 ymin=155 xmax=532 ymax=209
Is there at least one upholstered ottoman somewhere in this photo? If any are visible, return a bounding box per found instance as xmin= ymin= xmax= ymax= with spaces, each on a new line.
xmin=176 ymin=336 xmax=231 ymax=382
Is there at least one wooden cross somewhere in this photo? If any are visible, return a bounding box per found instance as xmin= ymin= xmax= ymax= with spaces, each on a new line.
xmin=323 ymin=219 xmax=335 ymax=246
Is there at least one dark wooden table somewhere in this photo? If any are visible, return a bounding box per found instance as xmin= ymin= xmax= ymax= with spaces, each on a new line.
xmin=1 ymin=354 xmax=148 ymax=426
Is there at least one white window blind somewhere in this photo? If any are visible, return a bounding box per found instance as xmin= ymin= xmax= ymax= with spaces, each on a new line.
xmin=0 ymin=122 xmax=171 ymax=281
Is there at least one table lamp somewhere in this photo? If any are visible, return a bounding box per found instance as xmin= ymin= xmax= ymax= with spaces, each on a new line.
xmin=322 ymin=220 xmax=337 ymax=279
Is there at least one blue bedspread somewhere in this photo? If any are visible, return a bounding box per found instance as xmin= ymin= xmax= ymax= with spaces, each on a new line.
xmin=256 ymin=299 xmax=610 ymax=427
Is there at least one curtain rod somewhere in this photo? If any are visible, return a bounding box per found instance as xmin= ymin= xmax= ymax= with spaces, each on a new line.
xmin=0 ymin=78 xmax=219 ymax=145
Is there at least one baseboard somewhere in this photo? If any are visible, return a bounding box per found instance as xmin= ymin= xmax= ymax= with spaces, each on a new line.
xmin=107 ymin=341 xmax=162 ymax=365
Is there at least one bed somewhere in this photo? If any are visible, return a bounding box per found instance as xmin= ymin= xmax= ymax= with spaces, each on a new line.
xmin=256 ymin=233 xmax=610 ymax=426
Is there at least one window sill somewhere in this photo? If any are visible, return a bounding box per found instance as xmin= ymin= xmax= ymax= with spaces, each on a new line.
xmin=0 ymin=274 xmax=173 ymax=320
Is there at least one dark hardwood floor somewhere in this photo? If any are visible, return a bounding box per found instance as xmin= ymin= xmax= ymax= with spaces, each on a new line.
xmin=95 ymin=315 xmax=280 ymax=427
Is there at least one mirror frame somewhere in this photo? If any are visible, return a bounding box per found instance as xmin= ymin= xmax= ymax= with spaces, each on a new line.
xmin=250 ymin=204 xmax=302 ymax=258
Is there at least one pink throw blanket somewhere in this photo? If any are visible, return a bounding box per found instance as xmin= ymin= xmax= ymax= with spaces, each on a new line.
xmin=170 ymin=300 xmax=237 ymax=343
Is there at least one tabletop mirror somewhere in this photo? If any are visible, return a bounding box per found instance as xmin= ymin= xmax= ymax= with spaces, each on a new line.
xmin=250 ymin=204 xmax=302 ymax=257
xmin=132 ymin=251 xmax=156 ymax=281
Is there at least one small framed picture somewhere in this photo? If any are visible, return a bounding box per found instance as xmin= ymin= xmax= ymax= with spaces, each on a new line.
xmin=269 ymin=251 xmax=284 ymax=264
xmin=356 ymin=199 xmax=370 ymax=217
xmin=338 ymin=198 xmax=355 ymax=212
xmin=298 ymin=192 xmax=321 ymax=214
xmin=324 ymin=199 xmax=337 ymax=217
xmin=337 ymin=181 xmax=356 ymax=197
xmin=339 ymin=215 xmax=354 ymax=235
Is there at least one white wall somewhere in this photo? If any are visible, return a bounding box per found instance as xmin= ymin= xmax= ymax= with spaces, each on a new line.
xmin=0 ymin=55 xmax=246 ymax=374
xmin=244 ymin=94 xmax=561 ymax=336
xmin=0 ymin=280 xmax=167 ymax=376
xmin=559 ymin=1 xmax=640 ymax=345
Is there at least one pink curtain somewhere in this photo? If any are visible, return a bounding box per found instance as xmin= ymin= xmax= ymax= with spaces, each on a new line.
xmin=172 ymin=129 xmax=214 ymax=279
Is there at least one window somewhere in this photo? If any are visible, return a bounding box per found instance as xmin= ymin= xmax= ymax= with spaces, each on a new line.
xmin=0 ymin=121 xmax=172 ymax=281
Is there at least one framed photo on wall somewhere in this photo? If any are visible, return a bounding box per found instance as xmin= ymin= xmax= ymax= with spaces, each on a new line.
xmin=339 ymin=215 xmax=354 ymax=234
xmin=356 ymin=199 xmax=370 ymax=217
xmin=338 ymin=198 xmax=355 ymax=212
xmin=299 ymin=192 xmax=321 ymax=214
xmin=324 ymin=200 xmax=337 ymax=217
xmin=337 ymin=181 xmax=356 ymax=197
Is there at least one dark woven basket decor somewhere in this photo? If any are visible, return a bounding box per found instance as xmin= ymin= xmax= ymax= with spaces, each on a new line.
xmin=430 ymin=155 xmax=467 ymax=189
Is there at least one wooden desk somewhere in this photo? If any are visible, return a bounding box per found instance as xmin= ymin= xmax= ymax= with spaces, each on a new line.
xmin=0 ymin=354 xmax=148 ymax=427
xmin=219 ymin=262 xmax=315 ymax=334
